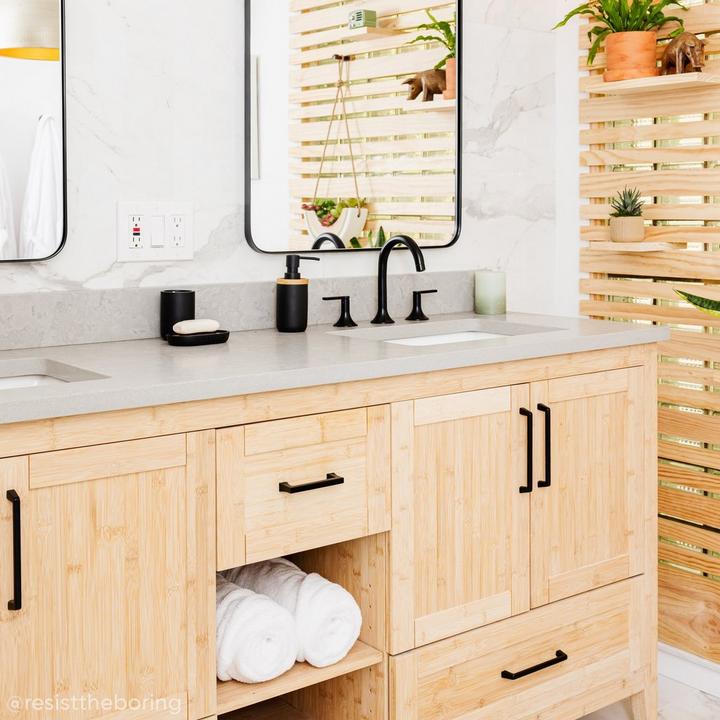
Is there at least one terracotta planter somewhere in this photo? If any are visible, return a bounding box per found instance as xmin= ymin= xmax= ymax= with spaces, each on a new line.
xmin=443 ymin=58 xmax=456 ymax=100
xmin=604 ymin=31 xmax=659 ymax=82
xmin=610 ymin=216 xmax=646 ymax=243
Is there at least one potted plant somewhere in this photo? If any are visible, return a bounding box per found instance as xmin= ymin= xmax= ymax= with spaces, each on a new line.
xmin=302 ymin=198 xmax=368 ymax=243
xmin=609 ymin=187 xmax=646 ymax=242
xmin=410 ymin=10 xmax=457 ymax=100
xmin=554 ymin=0 xmax=687 ymax=82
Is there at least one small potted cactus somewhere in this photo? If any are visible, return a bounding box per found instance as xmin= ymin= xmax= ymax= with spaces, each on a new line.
xmin=609 ymin=187 xmax=646 ymax=243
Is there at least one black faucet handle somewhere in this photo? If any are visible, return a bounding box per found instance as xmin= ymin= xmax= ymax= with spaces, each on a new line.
xmin=323 ymin=296 xmax=358 ymax=328
xmin=407 ymin=289 xmax=438 ymax=322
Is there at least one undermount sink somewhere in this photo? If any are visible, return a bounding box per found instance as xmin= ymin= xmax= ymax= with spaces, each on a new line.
xmin=330 ymin=318 xmax=563 ymax=346
xmin=0 ymin=358 xmax=107 ymax=392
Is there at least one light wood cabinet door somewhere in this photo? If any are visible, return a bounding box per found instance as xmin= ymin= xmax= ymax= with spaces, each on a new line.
xmin=389 ymin=385 xmax=531 ymax=654
xmin=530 ymin=367 xmax=646 ymax=608
xmin=0 ymin=432 xmax=216 ymax=720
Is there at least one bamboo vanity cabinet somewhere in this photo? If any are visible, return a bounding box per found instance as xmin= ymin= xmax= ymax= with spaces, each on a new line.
xmin=0 ymin=344 xmax=658 ymax=720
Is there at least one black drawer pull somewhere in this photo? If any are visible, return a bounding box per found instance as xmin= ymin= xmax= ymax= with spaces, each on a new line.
xmin=6 ymin=489 xmax=22 ymax=612
xmin=537 ymin=403 xmax=552 ymax=489
xmin=501 ymin=650 xmax=568 ymax=681
xmin=519 ymin=408 xmax=533 ymax=494
xmin=279 ymin=473 xmax=345 ymax=494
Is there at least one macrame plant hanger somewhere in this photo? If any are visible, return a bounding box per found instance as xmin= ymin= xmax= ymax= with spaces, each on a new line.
xmin=303 ymin=54 xmax=368 ymax=244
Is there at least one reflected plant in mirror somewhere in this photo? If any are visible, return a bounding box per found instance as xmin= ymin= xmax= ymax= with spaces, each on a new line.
xmin=245 ymin=0 xmax=462 ymax=254
xmin=0 ymin=0 xmax=66 ymax=261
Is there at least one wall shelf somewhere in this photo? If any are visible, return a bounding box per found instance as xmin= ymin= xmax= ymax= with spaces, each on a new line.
xmin=405 ymin=98 xmax=457 ymax=112
xmin=343 ymin=26 xmax=400 ymax=41
xmin=588 ymin=241 xmax=686 ymax=253
xmin=586 ymin=72 xmax=720 ymax=96
xmin=217 ymin=641 xmax=384 ymax=715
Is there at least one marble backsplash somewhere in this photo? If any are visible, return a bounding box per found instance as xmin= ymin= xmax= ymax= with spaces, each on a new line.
xmin=0 ymin=1 xmax=566 ymax=317
xmin=0 ymin=271 xmax=474 ymax=351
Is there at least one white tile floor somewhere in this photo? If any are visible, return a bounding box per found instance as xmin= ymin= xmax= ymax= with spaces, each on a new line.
xmin=583 ymin=677 xmax=720 ymax=720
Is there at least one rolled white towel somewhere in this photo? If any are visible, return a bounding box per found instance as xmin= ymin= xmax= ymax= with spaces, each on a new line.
xmin=216 ymin=573 xmax=298 ymax=683
xmin=225 ymin=558 xmax=362 ymax=668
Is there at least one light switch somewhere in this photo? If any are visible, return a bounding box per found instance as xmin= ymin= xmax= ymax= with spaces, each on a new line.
xmin=151 ymin=215 xmax=166 ymax=248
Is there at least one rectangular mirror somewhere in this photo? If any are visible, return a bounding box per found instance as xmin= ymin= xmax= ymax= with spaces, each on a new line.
xmin=0 ymin=0 xmax=65 ymax=262
xmin=245 ymin=0 xmax=461 ymax=253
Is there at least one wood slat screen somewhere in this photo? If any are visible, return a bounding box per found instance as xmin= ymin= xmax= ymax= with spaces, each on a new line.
xmin=289 ymin=0 xmax=457 ymax=248
xmin=579 ymin=1 xmax=720 ymax=663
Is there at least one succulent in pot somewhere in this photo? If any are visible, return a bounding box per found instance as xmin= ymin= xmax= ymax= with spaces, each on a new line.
xmin=554 ymin=0 xmax=687 ymax=82
xmin=609 ymin=187 xmax=646 ymax=243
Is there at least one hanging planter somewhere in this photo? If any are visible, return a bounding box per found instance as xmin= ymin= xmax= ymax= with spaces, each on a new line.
xmin=303 ymin=55 xmax=368 ymax=245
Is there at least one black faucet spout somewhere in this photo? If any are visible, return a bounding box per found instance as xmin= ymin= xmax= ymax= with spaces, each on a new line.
xmin=372 ymin=235 xmax=426 ymax=325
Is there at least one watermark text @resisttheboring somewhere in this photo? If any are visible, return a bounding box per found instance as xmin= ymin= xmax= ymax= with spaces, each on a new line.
xmin=6 ymin=695 xmax=183 ymax=715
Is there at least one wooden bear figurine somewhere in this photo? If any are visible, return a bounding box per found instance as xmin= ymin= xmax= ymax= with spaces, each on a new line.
xmin=403 ymin=69 xmax=447 ymax=102
xmin=661 ymin=32 xmax=706 ymax=75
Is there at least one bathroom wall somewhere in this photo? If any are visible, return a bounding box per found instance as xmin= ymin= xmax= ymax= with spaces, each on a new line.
xmin=0 ymin=1 xmax=571 ymax=316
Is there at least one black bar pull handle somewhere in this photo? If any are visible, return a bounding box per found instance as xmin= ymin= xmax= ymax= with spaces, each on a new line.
xmin=519 ymin=408 xmax=533 ymax=494
xmin=279 ymin=473 xmax=345 ymax=495
xmin=501 ymin=650 xmax=568 ymax=681
xmin=537 ymin=403 xmax=552 ymax=489
xmin=6 ymin=489 xmax=22 ymax=612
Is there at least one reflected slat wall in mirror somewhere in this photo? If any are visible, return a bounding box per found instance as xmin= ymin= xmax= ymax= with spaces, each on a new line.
xmin=246 ymin=0 xmax=461 ymax=253
xmin=0 ymin=0 xmax=65 ymax=262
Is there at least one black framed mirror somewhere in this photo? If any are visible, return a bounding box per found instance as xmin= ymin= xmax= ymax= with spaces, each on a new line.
xmin=0 ymin=0 xmax=66 ymax=262
xmin=245 ymin=0 xmax=462 ymax=254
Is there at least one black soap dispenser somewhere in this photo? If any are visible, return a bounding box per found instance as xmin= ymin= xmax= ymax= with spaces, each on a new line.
xmin=277 ymin=255 xmax=320 ymax=333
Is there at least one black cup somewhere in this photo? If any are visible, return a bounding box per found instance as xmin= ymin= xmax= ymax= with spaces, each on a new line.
xmin=160 ymin=290 xmax=195 ymax=339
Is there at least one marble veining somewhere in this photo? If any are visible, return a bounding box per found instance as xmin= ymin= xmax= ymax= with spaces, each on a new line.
xmin=0 ymin=1 xmax=563 ymax=317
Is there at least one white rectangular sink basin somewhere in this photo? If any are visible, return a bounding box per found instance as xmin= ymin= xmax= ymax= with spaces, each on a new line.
xmin=331 ymin=318 xmax=563 ymax=346
xmin=387 ymin=331 xmax=506 ymax=347
xmin=0 ymin=359 xmax=107 ymax=392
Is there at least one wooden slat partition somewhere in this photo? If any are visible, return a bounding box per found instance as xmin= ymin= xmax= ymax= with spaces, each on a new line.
xmin=579 ymin=1 xmax=720 ymax=664
xmin=289 ymin=1 xmax=457 ymax=249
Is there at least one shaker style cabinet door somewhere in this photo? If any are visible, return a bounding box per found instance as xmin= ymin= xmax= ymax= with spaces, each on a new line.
xmin=0 ymin=432 xmax=216 ymax=720
xmin=389 ymin=385 xmax=531 ymax=654
xmin=529 ymin=367 xmax=646 ymax=608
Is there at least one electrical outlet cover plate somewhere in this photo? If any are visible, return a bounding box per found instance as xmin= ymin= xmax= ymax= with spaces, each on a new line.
xmin=116 ymin=202 xmax=194 ymax=262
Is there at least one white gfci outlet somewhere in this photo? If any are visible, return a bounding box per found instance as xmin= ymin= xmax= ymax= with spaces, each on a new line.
xmin=117 ymin=202 xmax=194 ymax=263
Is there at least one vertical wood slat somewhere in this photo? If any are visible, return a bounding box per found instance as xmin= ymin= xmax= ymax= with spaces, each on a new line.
xmin=578 ymin=1 xmax=720 ymax=664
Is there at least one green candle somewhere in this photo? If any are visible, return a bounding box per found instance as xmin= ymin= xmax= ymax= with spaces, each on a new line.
xmin=474 ymin=270 xmax=507 ymax=315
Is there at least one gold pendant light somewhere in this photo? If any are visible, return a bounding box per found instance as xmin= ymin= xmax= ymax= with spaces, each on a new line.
xmin=0 ymin=0 xmax=60 ymax=61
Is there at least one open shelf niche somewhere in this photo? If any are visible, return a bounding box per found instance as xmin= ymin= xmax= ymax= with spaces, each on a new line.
xmin=218 ymin=533 xmax=388 ymax=720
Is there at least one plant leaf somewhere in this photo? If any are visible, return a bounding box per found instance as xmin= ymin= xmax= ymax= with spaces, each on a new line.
xmin=675 ymin=290 xmax=720 ymax=317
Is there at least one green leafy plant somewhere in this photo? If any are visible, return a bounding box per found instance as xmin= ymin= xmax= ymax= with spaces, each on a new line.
xmin=367 ymin=226 xmax=388 ymax=248
xmin=408 ymin=10 xmax=457 ymax=70
xmin=554 ymin=0 xmax=687 ymax=65
xmin=610 ymin=187 xmax=645 ymax=218
xmin=302 ymin=197 xmax=366 ymax=227
xmin=675 ymin=290 xmax=720 ymax=317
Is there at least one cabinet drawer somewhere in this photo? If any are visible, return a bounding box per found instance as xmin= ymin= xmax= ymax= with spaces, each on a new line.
xmin=217 ymin=406 xmax=391 ymax=570
xmin=391 ymin=578 xmax=645 ymax=720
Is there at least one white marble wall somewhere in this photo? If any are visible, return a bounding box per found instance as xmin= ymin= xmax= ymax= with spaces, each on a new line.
xmin=0 ymin=1 xmax=569 ymax=315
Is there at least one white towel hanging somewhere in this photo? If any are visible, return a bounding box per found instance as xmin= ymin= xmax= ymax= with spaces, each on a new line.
xmin=0 ymin=154 xmax=16 ymax=260
xmin=18 ymin=114 xmax=63 ymax=259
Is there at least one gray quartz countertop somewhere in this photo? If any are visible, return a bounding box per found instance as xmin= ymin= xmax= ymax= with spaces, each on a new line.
xmin=0 ymin=313 xmax=669 ymax=425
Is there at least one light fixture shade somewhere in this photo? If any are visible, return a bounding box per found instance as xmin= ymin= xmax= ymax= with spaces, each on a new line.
xmin=0 ymin=0 xmax=60 ymax=61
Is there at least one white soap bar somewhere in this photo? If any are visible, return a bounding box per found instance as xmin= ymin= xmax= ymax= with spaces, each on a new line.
xmin=173 ymin=319 xmax=221 ymax=335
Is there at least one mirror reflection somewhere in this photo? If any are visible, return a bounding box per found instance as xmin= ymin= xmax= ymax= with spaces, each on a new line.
xmin=0 ymin=0 xmax=64 ymax=261
xmin=247 ymin=1 xmax=460 ymax=253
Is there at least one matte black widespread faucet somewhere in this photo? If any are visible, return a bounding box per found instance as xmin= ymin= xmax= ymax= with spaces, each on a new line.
xmin=372 ymin=235 xmax=426 ymax=324
xmin=311 ymin=232 xmax=346 ymax=250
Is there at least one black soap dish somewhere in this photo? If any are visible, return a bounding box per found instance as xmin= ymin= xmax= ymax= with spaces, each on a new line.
xmin=166 ymin=330 xmax=230 ymax=347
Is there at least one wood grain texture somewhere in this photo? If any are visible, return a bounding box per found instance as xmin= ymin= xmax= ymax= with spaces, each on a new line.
xmin=389 ymin=578 xmax=643 ymax=720
xmin=28 ymin=434 xmax=187 ymax=489
xmin=389 ymin=384 xmax=530 ymax=654
xmin=577 ymin=6 xmax=718 ymax=664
